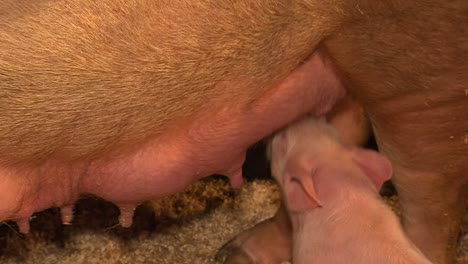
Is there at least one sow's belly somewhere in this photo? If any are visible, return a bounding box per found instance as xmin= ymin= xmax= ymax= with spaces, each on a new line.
xmin=0 ymin=52 xmax=345 ymax=233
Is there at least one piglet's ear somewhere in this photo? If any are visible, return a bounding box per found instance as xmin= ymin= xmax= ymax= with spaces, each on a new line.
xmin=283 ymin=160 xmax=322 ymax=212
xmin=350 ymin=148 xmax=393 ymax=191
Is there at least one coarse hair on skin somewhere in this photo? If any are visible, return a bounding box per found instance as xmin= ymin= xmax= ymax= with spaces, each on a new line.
xmin=321 ymin=0 xmax=468 ymax=176
xmin=0 ymin=0 xmax=349 ymax=164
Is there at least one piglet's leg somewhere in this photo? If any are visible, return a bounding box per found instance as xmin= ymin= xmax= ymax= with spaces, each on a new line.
xmin=215 ymin=202 xmax=293 ymax=264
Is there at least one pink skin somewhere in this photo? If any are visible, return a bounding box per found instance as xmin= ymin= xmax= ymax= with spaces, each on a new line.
xmin=217 ymin=95 xmax=369 ymax=264
xmin=269 ymin=117 xmax=432 ymax=264
xmin=0 ymin=51 xmax=345 ymax=233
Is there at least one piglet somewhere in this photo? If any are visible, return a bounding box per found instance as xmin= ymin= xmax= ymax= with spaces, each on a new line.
xmin=269 ymin=117 xmax=432 ymax=264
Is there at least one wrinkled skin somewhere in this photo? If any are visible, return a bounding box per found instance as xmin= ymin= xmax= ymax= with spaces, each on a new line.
xmin=0 ymin=1 xmax=467 ymax=263
xmin=269 ymin=117 xmax=432 ymax=263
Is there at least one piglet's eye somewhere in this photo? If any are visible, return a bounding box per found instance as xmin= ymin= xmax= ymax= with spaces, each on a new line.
xmin=289 ymin=175 xmax=297 ymax=183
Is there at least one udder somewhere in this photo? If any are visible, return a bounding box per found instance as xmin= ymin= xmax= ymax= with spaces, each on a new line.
xmin=0 ymin=51 xmax=345 ymax=234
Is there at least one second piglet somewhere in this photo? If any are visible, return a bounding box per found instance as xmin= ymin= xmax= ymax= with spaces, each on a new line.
xmin=269 ymin=117 xmax=431 ymax=264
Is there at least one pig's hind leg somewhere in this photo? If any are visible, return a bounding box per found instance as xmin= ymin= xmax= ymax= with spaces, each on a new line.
xmin=370 ymin=100 xmax=468 ymax=264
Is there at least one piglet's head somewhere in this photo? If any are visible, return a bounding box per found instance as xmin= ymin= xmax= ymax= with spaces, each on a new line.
xmin=281 ymin=148 xmax=392 ymax=212
xmin=276 ymin=147 xmax=393 ymax=213
xmin=278 ymin=150 xmax=393 ymax=214
xmin=270 ymin=116 xmax=393 ymax=212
